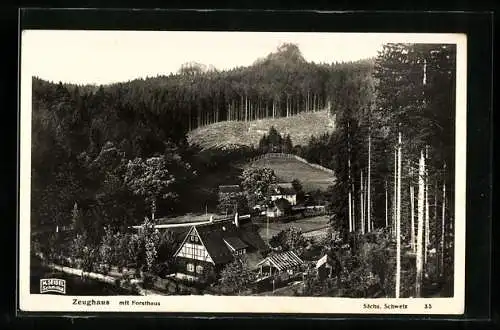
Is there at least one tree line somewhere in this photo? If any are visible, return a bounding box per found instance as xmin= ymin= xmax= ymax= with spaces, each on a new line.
xmin=297 ymin=43 xmax=456 ymax=297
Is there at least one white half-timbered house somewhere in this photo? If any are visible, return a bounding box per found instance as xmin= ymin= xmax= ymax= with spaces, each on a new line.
xmin=173 ymin=213 xmax=269 ymax=280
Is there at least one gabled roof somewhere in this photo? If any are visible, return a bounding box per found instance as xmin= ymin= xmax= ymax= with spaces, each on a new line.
xmin=182 ymin=219 xmax=268 ymax=265
xmin=219 ymin=185 xmax=241 ymax=194
xmin=238 ymin=223 xmax=270 ymax=252
xmin=257 ymin=251 xmax=304 ymax=272
xmin=315 ymin=254 xmax=334 ymax=269
xmin=273 ymin=198 xmax=291 ymax=212
xmin=269 ymin=183 xmax=296 ymax=196
xmin=223 ymin=237 xmax=248 ymax=251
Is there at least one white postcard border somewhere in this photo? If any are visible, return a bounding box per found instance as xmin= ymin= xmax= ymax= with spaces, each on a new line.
xmin=18 ymin=31 xmax=467 ymax=315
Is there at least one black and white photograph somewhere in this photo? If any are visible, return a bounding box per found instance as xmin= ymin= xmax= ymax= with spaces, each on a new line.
xmin=18 ymin=30 xmax=466 ymax=314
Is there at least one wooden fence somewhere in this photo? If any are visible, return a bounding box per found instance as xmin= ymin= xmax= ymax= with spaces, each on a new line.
xmin=249 ymin=153 xmax=335 ymax=175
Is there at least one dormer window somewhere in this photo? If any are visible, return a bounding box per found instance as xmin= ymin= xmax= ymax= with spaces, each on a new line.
xmin=234 ymin=248 xmax=246 ymax=256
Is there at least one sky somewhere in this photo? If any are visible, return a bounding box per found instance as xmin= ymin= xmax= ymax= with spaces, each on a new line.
xmin=21 ymin=31 xmax=462 ymax=85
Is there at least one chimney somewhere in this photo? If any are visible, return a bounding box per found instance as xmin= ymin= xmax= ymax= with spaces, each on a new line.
xmin=209 ymin=215 xmax=214 ymax=223
xmin=234 ymin=212 xmax=239 ymax=227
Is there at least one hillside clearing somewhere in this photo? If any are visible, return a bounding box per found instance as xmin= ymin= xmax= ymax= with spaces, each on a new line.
xmin=187 ymin=110 xmax=335 ymax=150
xmin=256 ymin=215 xmax=330 ymax=241
xmin=242 ymin=156 xmax=335 ymax=192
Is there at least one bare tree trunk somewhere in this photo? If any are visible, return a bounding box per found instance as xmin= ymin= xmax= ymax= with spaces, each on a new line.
xmin=288 ymin=95 xmax=291 ymax=117
xmin=416 ymin=149 xmax=425 ymax=297
xmin=151 ymin=199 xmax=156 ymax=222
xmin=434 ymin=179 xmax=438 ymax=253
xmin=240 ymin=96 xmax=244 ymax=122
xmin=424 ymin=146 xmax=430 ymax=265
xmin=197 ymin=104 xmax=201 ymax=128
xmin=395 ymin=131 xmax=402 ymax=298
xmin=440 ymin=163 xmax=447 ymax=275
xmin=348 ymin=190 xmax=353 ymax=232
xmin=393 ymin=148 xmax=397 ymax=237
xmin=367 ymin=128 xmax=372 ymax=232
xmin=365 ymin=174 xmax=369 ymax=232
xmin=385 ymin=180 xmax=389 ymax=227
xmin=410 ymin=181 xmax=416 ymax=253
xmin=245 ymin=95 xmax=248 ymax=122
xmin=352 ymin=183 xmax=356 ymax=232
xmin=360 ymin=170 xmax=365 ymax=235
xmin=347 ymin=122 xmax=353 ymax=232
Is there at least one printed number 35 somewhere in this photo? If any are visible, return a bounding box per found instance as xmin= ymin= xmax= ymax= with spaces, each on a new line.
xmin=424 ymin=304 xmax=432 ymax=309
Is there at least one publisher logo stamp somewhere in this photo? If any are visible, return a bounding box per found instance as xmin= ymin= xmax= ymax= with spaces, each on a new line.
xmin=40 ymin=278 xmax=66 ymax=294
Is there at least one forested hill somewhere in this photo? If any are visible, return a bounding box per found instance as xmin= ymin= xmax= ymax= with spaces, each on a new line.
xmin=30 ymin=42 xmax=375 ymax=232
xmin=32 ymin=43 xmax=374 ymax=153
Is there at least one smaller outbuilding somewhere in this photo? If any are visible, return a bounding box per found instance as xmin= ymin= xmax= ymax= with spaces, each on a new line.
xmin=256 ymin=250 xmax=304 ymax=277
xmin=315 ymin=254 xmax=336 ymax=279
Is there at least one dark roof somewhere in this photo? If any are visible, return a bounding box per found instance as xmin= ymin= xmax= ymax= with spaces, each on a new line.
xmin=160 ymin=227 xmax=191 ymax=253
xmin=194 ymin=219 xmax=268 ymax=265
xmin=269 ymin=183 xmax=296 ymax=196
xmin=238 ymin=223 xmax=270 ymax=252
xmin=223 ymin=237 xmax=248 ymax=250
xmin=273 ymin=198 xmax=291 ymax=211
xmin=315 ymin=254 xmax=335 ymax=269
xmin=167 ymin=227 xmax=191 ymax=241
xmin=219 ymin=185 xmax=241 ymax=194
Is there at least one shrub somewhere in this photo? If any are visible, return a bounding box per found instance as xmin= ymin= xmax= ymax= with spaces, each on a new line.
xmin=130 ymin=282 xmax=141 ymax=295
xmin=142 ymin=272 xmax=156 ymax=289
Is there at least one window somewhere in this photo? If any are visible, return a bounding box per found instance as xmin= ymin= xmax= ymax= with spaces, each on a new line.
xmin=234 ymin=249 xmax=245 ymax=256
xmin=194 ymin=246 xmax=204 ymax=257
xmin=187 ymin=263 xmax=194 ymax=272
xmin=190 ymin=235 xmax=199 ymax=243
xmin=196 ymin=265 xmax=204 ymax=274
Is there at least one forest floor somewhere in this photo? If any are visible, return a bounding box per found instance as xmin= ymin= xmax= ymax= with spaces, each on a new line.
xmin=187 ymin=109 xmax=335 ymax=150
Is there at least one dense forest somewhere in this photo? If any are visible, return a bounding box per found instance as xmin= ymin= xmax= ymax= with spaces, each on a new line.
xmin=31 ymin=43 xmax=373 ymax=234
xmin=304 ymin=43 xmax=457 ymax=296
